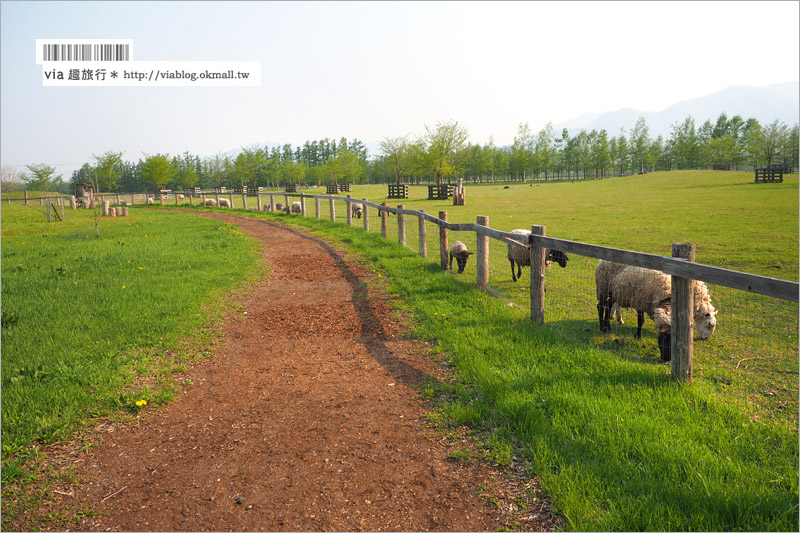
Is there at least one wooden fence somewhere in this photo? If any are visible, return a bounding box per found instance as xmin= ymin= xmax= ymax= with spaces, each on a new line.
xmin=12 ymin=189 xmax=798 ymax=383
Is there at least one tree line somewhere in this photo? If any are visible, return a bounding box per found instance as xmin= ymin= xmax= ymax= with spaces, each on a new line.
xmin=2 ymin=113 xmax=797 ymax=194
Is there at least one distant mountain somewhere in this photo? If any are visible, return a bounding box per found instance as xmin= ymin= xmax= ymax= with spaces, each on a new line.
xmin=554 ymin=81 xmax=799 ymax=138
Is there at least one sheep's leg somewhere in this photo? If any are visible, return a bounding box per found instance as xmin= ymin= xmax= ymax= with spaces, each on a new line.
xmin=635 ymin=311 xmax=645 ymax=338
xmin=449 ymin=254 xmax=454 ymax=271
xmin=510 ymin=259 xmax=517 ymax=282
xmin=598 ymin=294 xmax=612 ymax=332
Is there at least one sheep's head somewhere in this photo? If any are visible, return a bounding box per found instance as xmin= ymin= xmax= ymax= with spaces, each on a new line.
xmin=453 ymin=251 xmax=472 ymax=273
xmin=695 ymin=303 xmax=717 ymax=340
xmin=548 ymin=250 xmax=569 ymax=268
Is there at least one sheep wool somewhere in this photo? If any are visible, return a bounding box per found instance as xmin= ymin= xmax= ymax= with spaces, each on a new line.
xmin=291 ymin=202 xmax=302 ymax=214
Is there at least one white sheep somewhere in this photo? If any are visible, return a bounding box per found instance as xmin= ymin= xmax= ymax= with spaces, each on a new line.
xmin=351 ymin=204 xmax=363 ymax=219
xmin=291 ymin=201 xmax=302 ymax=214
xmin=449 ymin=241 xmax=473 ymax=273
xmin=506 ymin=229 xmax=569 ymax=282
xmin=177 ymin=194 xmax=185 ymax=200
xmin=599 ymin=261 xmax=718 ymax=361
xmin=218 ymin=198 xmax=230 ymax=207
xmin=146 ymin=197 xmax=154 ymax=205
xmin=203 ymin=198 xmax=217 ymax=207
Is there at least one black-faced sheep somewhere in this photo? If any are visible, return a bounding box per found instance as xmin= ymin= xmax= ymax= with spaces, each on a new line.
xmin=596 ymin=260 xmax=718 ymax=361
xmin=506 ymin=229 xmax=569 ymax=282
xmin=449 ymin=241 xmax=472 ymax=274
xmin=351 ymin=204 xmax=363 ymax=219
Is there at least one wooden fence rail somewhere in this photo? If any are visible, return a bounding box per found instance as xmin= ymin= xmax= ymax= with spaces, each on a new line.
xmin=15 ymin=189 xmax=797 ymax=384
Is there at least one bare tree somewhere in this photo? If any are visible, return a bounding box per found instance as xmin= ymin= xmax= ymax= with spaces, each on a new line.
xmin=1 ymin=165 xmax=24 ymax=193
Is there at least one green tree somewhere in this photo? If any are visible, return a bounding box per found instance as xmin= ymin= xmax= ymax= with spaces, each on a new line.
xmin=23 ymin=163 xmax=62 ymax=191
xmin=534 ymin=122 xmax=556 ymax=180
xmin=379 ymin=135 xmax=412 ymax=184
xmin=747 ymin=119 xmax=789 ymax=167
xmin=420 ymin=120 xmax=469 ymax=185
xmin=511 ymin=122 xmax=533 ymax=180
xmin=140 ymin=154 xmax=175 ymax=191
xmin=629 ymin=117 xmax=650 ymax=174
xmin=92 ymin=151 xmax=123 ymax=192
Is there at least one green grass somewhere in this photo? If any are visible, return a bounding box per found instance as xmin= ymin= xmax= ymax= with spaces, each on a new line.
xmin=1 ymin=205 xmax=264 ymax=457
xmin=3 ymin=171 xmax=797 ymax=530
xmin=180 ymin=170 xmax=797 ymax=531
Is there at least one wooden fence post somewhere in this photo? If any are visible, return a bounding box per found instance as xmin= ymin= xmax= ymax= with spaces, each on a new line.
xmin=24 ymin=190 xmax=28 ymax=205
xmin=315 ymin=197 xmax=320 ymax=218
xmin=439 ymin=211 xmax=449 ymax=270
xmin=269 ymin=194 xmax=275 ymax=212
xmin=476 ymin=216 xmax=489 ymax=290
xmin=346 ymin=195 xmax=353 ymax=226
xmin=418 ymin=209 xmax=427 ymax=258
xmin=362 ymin=198 xmax=369 ymax=232
xmin=284 ymin=194 xmax=289 ymax=210
xmin=70 ymin=196 xmax=77 ymax=209
xmin=329 ymin=198 xmax=336 ymax=222
xmin=241 ymin=194 xmax=247 ymax=210
xmin=300 ymin=193 xmax=306 ymax=216
xmin=131 ymin=193 xmax=136 ymax=205
xmin=530 ymin=225 xmax=546 ymax=324
xmin=381 ymin=203 xmax=388 ymax=238
xmin=397 ymin=205 xmax=406 ymax=246
xmin=257 ymin=193 xmax=262 ymax=211
xmin=671 ymin=243 xmax=696 ymax=383
xmin=215 ymin=191 xmax=220 ymax=205
xmin=229 ymin=193 xmax=234 ymax=209
xmin=102 ymin=200 xmax=110 ymax=217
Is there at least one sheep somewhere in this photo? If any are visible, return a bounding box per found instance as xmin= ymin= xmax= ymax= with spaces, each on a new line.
xmin=505 ymin=229 xmax=569 ymax=282
xmin=146 ymin=197 xmax=154 ymax=205
xmin=291 ymin=201 xmax=302 ymax=214
xmin=595 ymin=260 xmax=628 ymax=332
xmin=177 ymin=194 xmax=185 ymax=200
xmin=275 ymin=203 xmax=284 ymax=212
xmin=351 ymin=204 xmax=363 ymax=219
xmin=203 ymin=198 xmax=217 ymax=207
xmin=598 ymin=261 xmax=718 ymax=361
xmin=449 ymin=241 xmax=473 ymax=273
xmin=218 ymin=198 xmax=230 ymax=207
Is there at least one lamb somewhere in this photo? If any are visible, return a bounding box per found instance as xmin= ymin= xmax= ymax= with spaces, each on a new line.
xmin=351 ymin=204 xmax=363 ymax=219
xmin=449 ymin=241 xmax=472 ymax=274
xmin=291 ymin=201 xmax=302 ymax=214
xmin=597 ymin=261 xmax=718 ymax=361
xmin=203 ymin=198 xmax=217 ymax=207
xmin=505 ymin=229 xmax=569 ymax=282
xmin=218 ymin=198 xmax=230 ymax=207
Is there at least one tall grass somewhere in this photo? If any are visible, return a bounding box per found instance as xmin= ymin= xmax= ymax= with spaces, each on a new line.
xmin=1 ymin=205 xmax=264 ymax=455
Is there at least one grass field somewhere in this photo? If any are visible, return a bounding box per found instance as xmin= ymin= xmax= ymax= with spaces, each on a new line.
xmin=1 ymin=205 xmax=264 ymax=460
xmin=2 ymin=171 xmax=798 ymax=530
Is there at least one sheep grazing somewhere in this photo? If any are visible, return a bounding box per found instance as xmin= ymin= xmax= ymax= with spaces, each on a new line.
xmin=146 ymin=197 xmax=154 ymax=205
xmin=218 ymin=198 xmax=231 ymax=207
xmin=351 ymin=204 xmax=363 ymax=219
xmin=203 ymin=198 xmax=217 ymax=207
xmin=449 ymin=241 xmax=473 ymax=274
xmin=596 ymin=260 xmax=718 ymax=362
xmin=177 ymin=194 xmax=185 ymax=200
xmin=291 ymin=201 xmax=302 ymax=214
xmin=506 ymin=229 xmax=569 ymax=282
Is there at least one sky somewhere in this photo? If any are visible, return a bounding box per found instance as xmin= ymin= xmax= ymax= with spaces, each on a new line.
xmin=1 ymin=0 xmax=799 ymax=179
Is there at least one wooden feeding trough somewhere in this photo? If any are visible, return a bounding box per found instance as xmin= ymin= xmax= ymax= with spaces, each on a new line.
xmin=387 ymin=183 xmax=409 ymax=199
xmin=75 ymin=182 xmax=95 ymax=207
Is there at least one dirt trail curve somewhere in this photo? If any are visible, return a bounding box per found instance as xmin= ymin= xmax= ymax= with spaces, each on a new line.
xmin=61 ymin=213 xmax=560 ymax=531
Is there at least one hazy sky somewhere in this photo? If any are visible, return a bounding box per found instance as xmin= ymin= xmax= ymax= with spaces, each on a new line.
xmin=2 ymin=0 xmax=798 ymax=178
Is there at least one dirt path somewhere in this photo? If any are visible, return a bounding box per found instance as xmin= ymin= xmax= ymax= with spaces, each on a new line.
xmin=37 ymin=214 xmax=561 ymax=531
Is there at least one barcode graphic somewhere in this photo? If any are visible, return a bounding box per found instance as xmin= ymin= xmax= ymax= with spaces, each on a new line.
xmin=41 ymin=43 xmax=130 ymax=62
